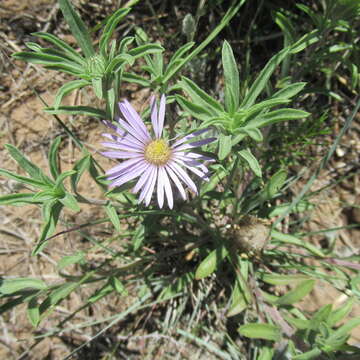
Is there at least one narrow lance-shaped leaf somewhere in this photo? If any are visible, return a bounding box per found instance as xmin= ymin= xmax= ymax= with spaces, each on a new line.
xmin=27 ymin=297 xmax=40 ymax=327
xmin=270 ymin=82 xmax=306 ymax=100
xmin=54 ymin=80 xmax=89 ymax=109
xmin=0 ymin=193 xmax=43 ymax=206
xmin=71 ymin=155 xmax=91 ymax=192
xmin=176 ymin=95 xmax=214 ymax=122
xmin=240 ymin=48 xmax=290 ymax=109
xmin=218 ymin=134 xmax=232 ymax=160
xmin=105 ymin=202 xmax=121 ymax=232
xmin=5 ymin=144 xmax=53 ymax=184
xmin=12 ymin=52 xmax=83 ymax=73
xmin=58 ymin=0 xmax=95 ymax=58
xmin=32 ymin=200 xmax=63 ymax=256
xmin=179 ymin=76 xmax=224 ymax=115
xmin=0 ymin=169 xmax=50 ymax=189
xmin=327 ymin=299 xmax=354 ymax=327
xmin=59 ymin=192 xmax=80 ymax=212
xmin=248 ymin=108 xmax=310 ymax=128
xmin=238 ymin=148 xmax=262 ymax=177
xmin=222 ymin=40 xmax=240 ymax=113
xmin=0 ymin=278 xmax=47 ymax=295
xmin=195 ymin=245 xmax=228 ymax=280
xmin=32 ymin=32 xmax=85 ymax=64
xmin=128 ymin=44 xmax=164 ymax=59
xmin=48 ymin=136 xmax=62 ymax=179
xmin=99 ymin=8 xmax=131 ymax=54
xmin=276 ymin=280 xmax=315 ymax=305
xmin=57 ymin=251 xmax=85 ymax=270
xmin=271 ymin=230 xmax=325 ymax=258
xmin=238 ymin=323 xmax=281 ymax=341
xmin=164 ymin=42 xmax=195 ymax=77
xmin=44 ymin=106 xmax=106 ymax=119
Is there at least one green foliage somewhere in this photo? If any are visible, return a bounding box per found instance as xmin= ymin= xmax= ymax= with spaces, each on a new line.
xmin=2 ymin=1 xmax=360 ymax=359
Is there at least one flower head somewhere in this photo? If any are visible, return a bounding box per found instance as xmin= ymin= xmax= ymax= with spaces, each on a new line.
xmin=101 ymin=95 xmax=216 ymax=209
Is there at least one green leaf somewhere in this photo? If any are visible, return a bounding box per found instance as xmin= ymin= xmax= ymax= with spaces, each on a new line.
xmin=48 ymin=136 xmax=62 ymax=179
xmin=274 ymin=11 xmax=296 ymax=44
xmin=176 ymin=95 xmax=214 ymax=121
xmin=218 ymin=134 xmax=232 ymax=160
xmin=327 ymin=298 xmax=354 ymax=327
xmin=310 ymin=304 xmax=332 ymax=330
xmin=107 ymin=87 xmax=116 ymax=120
xmin=249 ymin=108 xmax=310 ymax=128
xmin=238 ymin=148 xmax=262 ymax=177
xmin=57 ymin=251 xmax=85 ymax=270
xmin=99 ymin=8 xmax=130 ymax=54
xmin=88 ymin=282 xmax=113 ymax=303
xmin=110 ymin=276 xmax=126 ymax=294
xmin=71 ymin=155 xmax=91 ymax=192
xmin=258 ymin=347 xmax=275 ymax=360
xmin=325 ymin=317 xmax=360 ymax=345
xmin=0 ymin=278 xmax=47 ymax=295
xmin=261 ymin=273 xmax=310 ymax=286
xmin=271 ymin=230 xmax=325 ymax=258
xmin=200 ymin=166 xmax=227 ymax=196
xmin=32 ymin=200 xmax=63 ymax=255
xmin=263 ymin=169 xmax=287 ymax=199
xmin=238 ymin=323 xmax=281 ymax=341
xmin=227 ymin=280 xmax=248 ymax=317
xmin=284 ymin=315 xmax=310 ymax=330
xmin=0 ymin=169 xmax=50 ymax=189
xmin=32 ymin=32 xmax=85 ymax=64
xmin=271 ymin=82 xmax=306 ymax=100
xmin=59 ymin=192 xmax=80 ymax=212
xmin=54 ymin=170 xmax=77 ymax=191
xmin=27 ymin=297 xmax=40 ymax=327
xmin=132 ymin=224 xmax=145 ymax=251
xmin=179 ymin=76 xmax=224 ymax=115
xmin=276 ymin=280 xmax=315 ymax=305
xmin=233 ymin=127 xmax=263 ymax=143
xmin=240 ymin=48 xmax=290 ymax=109
xmin=0 ymin=193 xmax=42 ymax=206
xmin=92 ymin=77 xmax=103 ymax=99
xmin=41 ymin=282 xmax=79 ymax=311
xmin=104 ymin=54 xmax=133 ymax=75
xmin=266 ymin=200 xmax=313 ymax=217
xmin=5 ymin=144 xmax=52 ymax=184
xmin=105 ymin=203 xmax=121 ymax=232
xmin=195 ymin=246 xmax=228 ymax=280
xmin=165 ymin=42 xmax=195 ymax=77
xmin=12 ymin=52 xmax=83 ymax=73
xmin=292 ymin=348 xmax=322 ymax=360
xmin=222 ymin=40 xmax=240 ymax=113
xmin=44 ymin=106 xmax=106 ymax=118
xmin=290 ymin=29 xmax=319 ymax=54
xmin=122 ymin=72 xmax=151 ymax=87
xmin=54 ymin=80 xmax=89 ymax=109
xmin=128 ymin=43 xmax=164 ymax=59
xmin=58 ymin=0 xmax=95 ymax=58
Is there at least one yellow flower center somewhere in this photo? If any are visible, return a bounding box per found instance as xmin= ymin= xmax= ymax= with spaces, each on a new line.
xmin=144 ymin=139 xmax=172 ymax=165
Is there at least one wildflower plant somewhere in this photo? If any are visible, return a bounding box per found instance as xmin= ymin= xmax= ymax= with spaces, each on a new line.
xmin=1 ymin=0 xmax=360 ymax=359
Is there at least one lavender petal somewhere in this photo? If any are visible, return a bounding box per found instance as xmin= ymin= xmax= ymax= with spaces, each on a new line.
xmin=133 ymin=165 xmax=154 ymax=194
xmin=171 ymin=128 xmax=211 ymax=148
xmin=165 ymin=166 xmax=187 ymax=200
xmin=158 ymin=94 xmax=166 ymax=138
xmin=168 ymin=161 xmax=198 ymax=194
xmin=119 ymin=100 xmax=151 ymax=140
xmin=157 ymin=167 xmax=165 ymax=208
xmin=150 ymin=96 xmax=159 ymax=138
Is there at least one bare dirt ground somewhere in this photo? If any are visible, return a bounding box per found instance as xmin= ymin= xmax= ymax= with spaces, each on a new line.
xmin=1 ymin=0 xmax=360 ymax=359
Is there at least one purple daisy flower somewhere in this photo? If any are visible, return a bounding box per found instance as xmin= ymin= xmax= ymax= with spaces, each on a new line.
xmin=101 ymin=95 xmax=216 ymax=209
